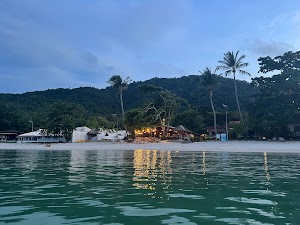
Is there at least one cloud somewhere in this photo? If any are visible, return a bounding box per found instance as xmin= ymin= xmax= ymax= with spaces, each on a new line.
xmin=1 ymin=0 xmax=299 ymax=93
xmin=0 ymin=0 xmax=194 ymax=93
xmin=246 ymin=39 xmax=294 ymax=57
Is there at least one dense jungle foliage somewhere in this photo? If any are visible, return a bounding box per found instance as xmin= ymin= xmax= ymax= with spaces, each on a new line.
xmin=1 ymin=51 xmax=299 ymax=139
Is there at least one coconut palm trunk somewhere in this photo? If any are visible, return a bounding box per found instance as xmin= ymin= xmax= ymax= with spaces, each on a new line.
xmin=200 ymin=67 xmax=219 ymax=137
xmin=233 ymin=72 xmax=243 ymax=121
xmin=209 ymin=90 xmax=217 ymax=136
xmin=119 ymin=90 xmax=125 ymax=119
xmin=166 ymin=110 xmax=171 ymax=138
xmin=217 ymin=51 xmax=250 ymax=122
xmin=108 ymin=75 xmax=131 ymax=131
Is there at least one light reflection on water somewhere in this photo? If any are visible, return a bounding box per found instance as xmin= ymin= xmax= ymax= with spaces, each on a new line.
xmin=0 ymin=149 xmax=300 ymax=224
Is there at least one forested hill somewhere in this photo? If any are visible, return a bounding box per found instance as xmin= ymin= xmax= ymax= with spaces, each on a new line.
xmin=124 ymin=75 xmax=255 ymax=111
xmin=0 ymin=87 xmax=119 ymax=117
xmin=0 ymin=75 xmax=256 ymax=131
xmin=0 ymin=75 xmax=254 ymax=115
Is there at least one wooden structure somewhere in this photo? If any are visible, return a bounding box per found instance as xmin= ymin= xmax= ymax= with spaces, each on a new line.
xmin=174 ymin=125 xmax=194 ymax=141
xmin=0 ymin=131 xmax=22 ymax=142
xmin=204 ymin=125 xmax=225 ymax=136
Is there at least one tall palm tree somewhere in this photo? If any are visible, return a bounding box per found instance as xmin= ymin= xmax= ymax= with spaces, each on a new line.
xmin=108 ymin=75 xmax=131 ymax=119
xmin=217 ymin=51 xmax=250 ymax=121
xmin=200 ymin=68 xmax=219 ymax=136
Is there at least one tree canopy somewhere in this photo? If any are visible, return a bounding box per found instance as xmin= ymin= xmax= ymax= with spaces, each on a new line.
xmin=249 ymin=51 xmax=300 ymax=138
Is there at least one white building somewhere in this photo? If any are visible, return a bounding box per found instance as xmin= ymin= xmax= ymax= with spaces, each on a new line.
xmin=72 ymin=126 xmax=127 ymax=142
xmin=17 ymin=129 xmax=66 ymax=143
xmin=71 ymin=126 xmax=91 ymax=142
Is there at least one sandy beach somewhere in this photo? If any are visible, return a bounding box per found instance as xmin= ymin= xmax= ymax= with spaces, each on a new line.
xmin=0 ymin=141 xmax=299 ymax=153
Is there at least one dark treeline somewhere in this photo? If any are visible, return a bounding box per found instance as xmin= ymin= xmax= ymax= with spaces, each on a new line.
xmin=0 ymin=51 xmax=299 ymax=139
xmin=0 ymin=76 xmax=253 ymax=133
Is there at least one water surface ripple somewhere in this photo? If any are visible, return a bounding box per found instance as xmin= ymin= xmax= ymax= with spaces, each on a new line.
xmin=0 ymin=149 xmax=300 ymax=224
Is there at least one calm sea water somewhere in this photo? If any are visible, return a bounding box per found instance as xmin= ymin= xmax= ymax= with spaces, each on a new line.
xmin=0 ymin=149 xmax=300 ymax=225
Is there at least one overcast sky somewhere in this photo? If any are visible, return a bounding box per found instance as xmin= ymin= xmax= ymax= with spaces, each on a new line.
xmin=0 ymin=0 xmax=299 ymax=93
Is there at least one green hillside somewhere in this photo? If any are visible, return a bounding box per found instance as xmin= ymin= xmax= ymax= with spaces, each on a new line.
xmin=0 ymin=75 xmax=255 ymax=132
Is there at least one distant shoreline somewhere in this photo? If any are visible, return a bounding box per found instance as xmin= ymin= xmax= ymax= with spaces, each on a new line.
xmin=0 ymin=141 xmax=299 ymax=153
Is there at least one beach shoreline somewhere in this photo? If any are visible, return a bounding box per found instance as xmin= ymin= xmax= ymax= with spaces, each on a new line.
xmin=0 ymin=141 xmax=299 ymax=153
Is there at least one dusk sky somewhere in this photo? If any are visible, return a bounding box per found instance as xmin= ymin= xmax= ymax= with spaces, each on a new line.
xmin=1 ymin=0 xmax=299 ymax=93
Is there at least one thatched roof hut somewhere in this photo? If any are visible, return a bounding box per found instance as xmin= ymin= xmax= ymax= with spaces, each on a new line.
xmin=174 ymin=125 xmax=193 ymax=140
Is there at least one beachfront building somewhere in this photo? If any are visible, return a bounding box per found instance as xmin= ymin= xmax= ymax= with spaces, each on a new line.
xmin=17 ymin=129 xmax=65 ymax=143
xmin=72 ymin=126 xmax=127 ymax=142
xmin=72 ymin=126 xmax=91 ymax=142
xmin=204 ymin=125 xmax=225 ymax=136
xmin=93 ymin=129 xmax=127 ymax=141
xmin=0 ymin=131 xmax=22 ymax=142
xmin=174 ymin=125 xmax=194 ymax=141
xmin=134 ymin=126 xmax=176 ymax=138
xmin=288 ymin=124 xmax=300 ymax=138
xmin=134 ymin=125 xmax=194 ymax=140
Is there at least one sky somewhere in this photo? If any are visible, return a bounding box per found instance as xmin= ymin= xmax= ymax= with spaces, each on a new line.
xmin=1 ymin=0 xmax=300 ymax=93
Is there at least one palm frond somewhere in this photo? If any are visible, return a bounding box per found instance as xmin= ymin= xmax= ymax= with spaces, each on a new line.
xmin=234 ymin=51 xmax=240 ymax=62
xmin=216 ymin=65 xmax=230 ymax=71
xmin=238 ymin=69 xmax=251 ymax=76
xmin=124 ymin=76 xmax=132 ymax=84
xmin=218 ymin=51 xmax=249 ymax=78
xmin=213 ymin=67 xmax=219 ymax=74
xmin=236 ymin=54 xmax=246 ymax=65
xmin=237 ymin=62 xmax=249 ymax=68
xmin=224 ymin=70 xmax=232 ymax=77
xmin=200 ymin=67 xmax=218 ymax=91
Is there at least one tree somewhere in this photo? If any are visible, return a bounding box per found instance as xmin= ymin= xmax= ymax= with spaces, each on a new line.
xmin=217 ymin=51 xmax=250 ymax=121
xmin=0 ymin=104 xmax=27 ymax=132
xmin=172 ymin=110 xmax=204 ymax=134
xmin=249 ymin=51 xmax=300 ymax=138
xmin=258 ymin=51 xmax=300 ymax=73
xmin=200 ymin=68 xmax=219 ymax=136
xmin=86 ymin=116 xmax=113 ymax=130
xmin=124 ymin=108 xmax=146 ymax=137
xmin=107 ymin=75 xmax=131 ymax=119
xmin=139 ymin=84 xmax=188 ymax=136
xmin=46 ymin=101 xmax=86 ymax=141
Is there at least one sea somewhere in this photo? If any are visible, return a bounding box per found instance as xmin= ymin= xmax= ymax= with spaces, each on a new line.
xmin=0 ymin=149 xmax=299 ymax=224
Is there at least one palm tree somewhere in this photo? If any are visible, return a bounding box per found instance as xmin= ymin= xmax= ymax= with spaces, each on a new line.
xmin=217 ymin=51 xmax=250 ymax=121
xmin=108 ymin=75 xmax=131 ymax=119
xmin=200 ymin=68 xmax=219 ymax=136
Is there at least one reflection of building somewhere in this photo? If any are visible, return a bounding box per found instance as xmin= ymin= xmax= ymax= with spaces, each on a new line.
xmin=133 ymin=149 xmax=157 ymax=190
xmin=72 ymin=126 xmax=127 ymax=142
xmin=132 ymin=149 xmax=172 ymax=193
xmin=68 ymin=150 xmax=88 ymax=184
xmin=264 ymin=152 xmax=270 ymax=182
xmin=17 ymin=129 xmax=65 ymax=143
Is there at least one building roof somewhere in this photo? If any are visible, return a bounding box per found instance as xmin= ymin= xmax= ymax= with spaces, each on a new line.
xmin=174 ymin=125 xmax=193 ymax=133
xmin=87 ymin=130 xmax=99 ymax=135
xmin=0 ymin=131 xmax=22 ymax=135
xmin=73 ymin=126 xmax=91 ymax=132
xmin=18 ymin=129 xmax=45 ymax=137
xmin=18 ymin=129 xmax=63 ymax=137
